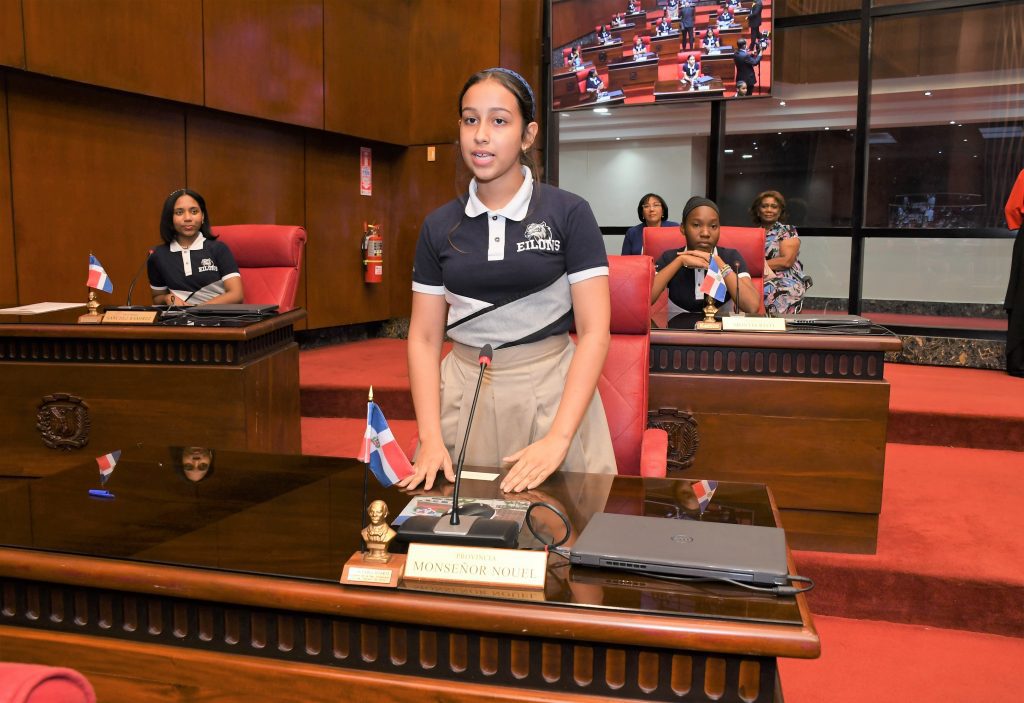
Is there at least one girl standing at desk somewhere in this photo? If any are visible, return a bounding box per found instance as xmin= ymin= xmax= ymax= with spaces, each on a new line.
xmin=404 ymin=68 xmax=616 ymax=493
xmin=148 ymin=189 xmax=244 ymax=306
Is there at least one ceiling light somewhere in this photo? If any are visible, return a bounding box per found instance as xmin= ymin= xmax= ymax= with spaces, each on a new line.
xmin=963 ymin=138 xmax=968 ymax=142
xmin=777 ymin=132 xmax=782 ymax=135
xmin=615 ymin=137 xmax=621 ymax=140
xmin=724 ymin=149 xmax=734 ymax=154
xmin=949 ymin=120 xmax=956 ymax=125
xmin=924 ymin=91 xmax=932 ymax=96
xmin=593 ymin=107 xmax=609 ymax=114
xmin=741 ymin=154 xmax=753 ymax=159
xmin=824 ymin=127 xmax=830 ymax=131
xmin=779 ymin=101 xmax=786 ymax=106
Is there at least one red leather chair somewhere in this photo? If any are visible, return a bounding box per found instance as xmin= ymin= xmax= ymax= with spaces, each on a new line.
xmin=594 ymin=255 xmax=667 ymax=477
xmin=211 ymin=225 xmax=307 ymax=311
xmin=677 ymin=50 xmax=702 ymax=80
xmin=643 ymin=225 xmax=766 ymax=317
xmin=0 ymin=663 xmax=96 ymax=703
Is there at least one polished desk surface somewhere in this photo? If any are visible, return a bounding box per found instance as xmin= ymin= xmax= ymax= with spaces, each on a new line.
xmin=652 ymin=312 xmax=904 ymax=352
xmin=0 ymin=446 xmax=804 ymax=629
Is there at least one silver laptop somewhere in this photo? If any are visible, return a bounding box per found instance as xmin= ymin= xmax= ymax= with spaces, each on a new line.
xmin=184 ymin=304 xmax=279 ymax=316
xmin=569 ymin=513 xmax=789 ymax=586
xmin=783 ymin=314 xmax=871 ymax=328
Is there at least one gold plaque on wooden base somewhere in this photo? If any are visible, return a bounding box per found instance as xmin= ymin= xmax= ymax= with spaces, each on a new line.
xmin=102 ymin=310 xmax=159 ymax=324
xmin=77 ymin=313 xmax=104 ymax=324
xmin=340 ymin=552 xmax=406 ymax=588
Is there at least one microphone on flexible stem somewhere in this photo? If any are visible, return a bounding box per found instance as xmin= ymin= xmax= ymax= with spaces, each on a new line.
xmin=396 ymin=343 xmax=520 ymax=549
xmin=449 ymin=344 xmax=493 ymax=526
xmin=733 ymin=259 xmax=745 ymax=317
xmin=125 ymin=249 xmax=155 ymax=308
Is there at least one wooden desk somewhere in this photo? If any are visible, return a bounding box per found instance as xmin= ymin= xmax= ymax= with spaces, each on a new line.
xmin=0 ymin=310 xmax=303 ymax=480
xmin=0 ymin=449 xmax=818 ymax=702
xmin=607 ymin=55 xmax=660 ymax=91
xmin=654 ymin=78 xmax=726 ymax=100
xmin=649 ymin=30 xmax=682 ymax=59
xmin=581 ymin=40 xmax=623 ymax=68
xmin=648 ymin=321 xmax=903 ymax=554
xmin=702 ymin=50 xmax=737 ymax=81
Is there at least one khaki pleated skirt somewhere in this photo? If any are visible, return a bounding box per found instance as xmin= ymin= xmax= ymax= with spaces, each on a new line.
xmin=438 ymin=334 xmax=617 ymax=475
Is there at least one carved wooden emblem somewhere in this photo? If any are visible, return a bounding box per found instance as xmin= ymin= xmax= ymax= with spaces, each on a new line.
xmin=36 ymin=393 xmax=91 ymax=450
xmin=647 ymin=407 xmax=699 ymax=470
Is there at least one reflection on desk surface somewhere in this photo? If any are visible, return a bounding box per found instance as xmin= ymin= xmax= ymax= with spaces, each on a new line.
xmin=0 ymin=445 xmax=800 ymax=624
xmin=655 ymin=311 xmax=891 ymax=336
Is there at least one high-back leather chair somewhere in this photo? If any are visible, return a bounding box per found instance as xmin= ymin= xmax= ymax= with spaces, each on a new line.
xmin=595 ymin=255 xmax=667 ymax=477
xmin=211 ymin=225 xmax=307 ymax=311
xmin=643 ymin=225 xmax=766 ymax=316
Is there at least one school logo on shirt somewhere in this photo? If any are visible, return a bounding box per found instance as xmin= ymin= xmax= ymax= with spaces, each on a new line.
xmin=197 ymin=258 xmax=218 ymax=273
xmin=517 ymin=222 xmax=560 ymax=253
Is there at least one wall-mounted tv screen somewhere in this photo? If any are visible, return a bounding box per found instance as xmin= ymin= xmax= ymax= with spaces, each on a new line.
xmin=551 ymin=0 xmax=773 ymax=111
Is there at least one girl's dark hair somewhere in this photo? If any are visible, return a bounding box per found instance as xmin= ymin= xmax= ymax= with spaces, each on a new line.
xmin=636 ymin=193 xmax=670 ymax=224
xmin=750 ymin=190 xmax=788 ymax=225
xmin=160 ymin=188 xmax=214 ymax=245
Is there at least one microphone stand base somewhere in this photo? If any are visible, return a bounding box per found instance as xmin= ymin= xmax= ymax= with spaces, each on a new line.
xmin=397 ymin=515 xmax=520 ymax=549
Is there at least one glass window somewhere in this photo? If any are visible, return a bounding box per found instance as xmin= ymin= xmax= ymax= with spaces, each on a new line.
xmin=867 ymin=3 xmax=1024 ymax=228
xmin=800 ymin=235 xmax=851 ymax=306
xmin=721 ymin=22 xmax=860 ymax=227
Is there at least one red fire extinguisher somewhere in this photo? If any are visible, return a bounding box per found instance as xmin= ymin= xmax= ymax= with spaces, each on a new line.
xmin=362 ymin=223 xmax=383 ymax=284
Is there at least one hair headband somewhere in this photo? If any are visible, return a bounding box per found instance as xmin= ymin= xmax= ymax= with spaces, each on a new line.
xmin=484 ymin=67 xmax=536 ymax=122
xmin=681 ymin=196 xmax=720 ymax=223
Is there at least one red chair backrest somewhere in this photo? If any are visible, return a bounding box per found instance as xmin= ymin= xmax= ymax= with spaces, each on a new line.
xmin=576 ymin=68 xmax=591 ymax=94
xmin=643 ymin=225 xmax=766 ymax=315
xmin=211 ymin=225 xmax=307 ymax=311
xmin=677 ymin=50 xmax=701 ymax=76
xmin=599 ymin=256 xmax=654 ymax=475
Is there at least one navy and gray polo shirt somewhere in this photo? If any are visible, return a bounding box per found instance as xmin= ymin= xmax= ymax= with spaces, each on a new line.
xmin=147 ymin=233 xmax=241 ymax=304
xmin=412 ymin=170 xmax=609 ymax=349
xmin=655 ymin=245 xmax=750 ymax=314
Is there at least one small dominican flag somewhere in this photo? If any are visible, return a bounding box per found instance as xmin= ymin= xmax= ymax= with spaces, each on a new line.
xmin=692 ymin=479 xmax=718 ymax=514
xmin=86 ymin=255 xmax=114 ymax=294
xmin=699 ymin=258 xmax=727 ymax=302
xmin=358 ymin=400 xmax=414 ymax=488
xmin=96 ymin=450 xmax=121 ymax=485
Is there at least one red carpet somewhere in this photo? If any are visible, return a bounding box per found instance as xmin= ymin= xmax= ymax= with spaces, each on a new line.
xmin=793 ymin=443 xmax=1024 ymax=637
xmin=779 ymin=615 xmax=1024 ymax=703
xmin=885 ymin=363 xmax=1024 ymax=450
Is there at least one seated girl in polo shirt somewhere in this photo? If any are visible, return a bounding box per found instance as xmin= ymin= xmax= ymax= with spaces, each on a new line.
xmin=148 ymin=189 xmax=244 ymax=306
xmin=406 ymin=68 xmax=616 ymax=494
xmin=650 ymin=196 xmax=760 ymax=315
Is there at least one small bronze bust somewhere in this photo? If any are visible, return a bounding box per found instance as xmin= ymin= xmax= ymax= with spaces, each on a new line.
xmin=361 ymin=500 xmax=397 ymax=563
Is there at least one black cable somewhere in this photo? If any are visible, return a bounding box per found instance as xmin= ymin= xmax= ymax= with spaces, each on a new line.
xmin=523 ymin=501 xmax=572 ymax=549
xmin=643 ymin=571 xmax=815 ymax=595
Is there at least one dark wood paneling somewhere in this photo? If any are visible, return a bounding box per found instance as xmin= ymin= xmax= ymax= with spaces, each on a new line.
xmin=0 ymin=75 xmax=17 ymax=308
xmin=552 ymin=0 xmax=622 ymax=49
xmin=304 ymin=132 xmax=399 ymax=328
xmin=408 ymin=0 xmax=501 ymax=146
xmin=185 ymin=107 xmax=309 ymax=323
xmin=185 ymin=108 xmax=305 ymax=233
xmin=21 ymin=0 xmax=202 ymax=104
xmin=0 ymin=0 xmax=25 ymax=68
xmin=500 ymin=0 xmax=545 ymax=172
xmin=203 ymin=0 xmax=324 ymax=129
xmin=323 ymin=0 xmax=411 ymax=144
xmin=7 ymin=73 xmax=186 ymax=305
xmin=390 ymin=145 xmax=462 ymax=318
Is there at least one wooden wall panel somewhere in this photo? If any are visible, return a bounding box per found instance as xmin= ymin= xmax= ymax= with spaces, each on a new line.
xmin=0 ymin=0 xmax=25 ymax=68
xmin=408 ymin=0 xmax=501 ymax=146
xmin=304 ymin=133 xmax=400 ymax=327
xmin=499 ymin=0 xmax=545 ymax=175
xmin=184 ymin=109 xmax=308 ymax=319
xmin=203 ymin=0 xmax=324 ymax=129
xmin=390 ymin=145 xmax=461 ymax=317
xmin=324 ymin=0 xmax=411 ymax=144
xmin=551 ymin=0 xmax=621 ymax=49
xmin=0 ymin=75 xmax=17 ymax=307
xmin=21 ymin=0 xmax=202 ymax=104
xmin=7 ymin=74 xmax=186 ymax=305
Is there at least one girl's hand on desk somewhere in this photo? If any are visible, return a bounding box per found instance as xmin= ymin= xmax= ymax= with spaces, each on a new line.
xmin=501 ymin=434 xmax=571 ymax=493
xmin=399 ymin=438 xmax=453 ymax=490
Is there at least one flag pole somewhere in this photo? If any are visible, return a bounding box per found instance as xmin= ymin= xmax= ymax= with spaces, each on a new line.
xmin=361 ymin=386 xmax=373 ymax=536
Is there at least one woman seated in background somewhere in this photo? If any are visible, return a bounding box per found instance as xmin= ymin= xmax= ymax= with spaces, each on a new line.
xmin=656 ymin=15 xmax=673 ymax=36
xmin=717 ymin=7 xmax=735 ymax=27
xmin=567 ymin=44 xmax=582 ymax=68
xmin=680 ymin=54 xmax=702 ymax=87
xmin=751 ymin=190 xmax=810 ymax=314
xmin=598 ymin=24 xmax=613 ymax=43
xmin=632 ymin=35 xmax=647 ymax=59
xmin=585 ymin=68 xmax=605 ymax=96
xmin=702 ymin=29 xmax=720 ymax=50
xmin=650 ymin=196 xmax=760 ymax=315
xmin=149 ymin=188 xmax=244 ymax=306
xmin=622 ymin=193 xmax=678 ymax=255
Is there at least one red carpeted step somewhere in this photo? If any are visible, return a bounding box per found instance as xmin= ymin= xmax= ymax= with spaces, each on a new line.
xmin=779 ymin=615 xmax=1024 ymax=703
xmin=302 ymin=417 xmax=419 ymax=459
xmin=885 ymin=363 xmax=1024 ymax=450
xmin=793 ymin=443 xmax=1024 ymax=637
xmin=300 ymin=338 xmax=432 ymax=420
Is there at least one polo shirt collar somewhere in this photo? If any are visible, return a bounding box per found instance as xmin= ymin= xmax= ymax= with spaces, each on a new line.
xmin=464 ymin=166 xmax=533 ymax=221
xmin=169 ymin=232 xmax=206 ymax=252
